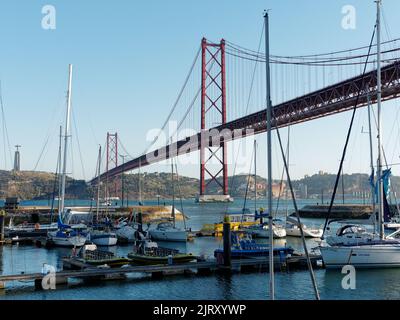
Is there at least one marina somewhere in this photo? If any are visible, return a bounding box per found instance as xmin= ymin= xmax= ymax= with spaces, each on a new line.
xmin=1 ymin=0 xmax=400 ymax=304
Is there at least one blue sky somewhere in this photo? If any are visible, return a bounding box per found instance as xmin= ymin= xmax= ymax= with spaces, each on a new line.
xmin=0 ymin=0 xmax=400 ymax=181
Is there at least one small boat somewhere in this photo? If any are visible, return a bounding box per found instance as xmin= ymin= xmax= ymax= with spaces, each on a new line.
xmin=325 ymin=224 xmax=376 ymax=246
xmin=5 ymin=220 xmax=58 ymax=238
xmin=47 ymin=229 xmax=87 ymax=247
xmin=128 ymin=238 xmax=195 ymax=265
xmin=88 ymin=229 xmax=118 ymax=246
xmin=149 ymin=222 xmax=188 ymax=242
xmin=385 ymin=218 xmax=400 ymax=231
xmin=214 ymin=232 xmax=294 ymax=260
xmin=209 ymin=211 xmax=259 ymax=234
xmin=47 ymin=215 xmax=88 ymax=247
xmin=244 ymin=223 xmax=286 ymax=238
xmin=114 ymin=217 xmax=139 ymax=243
xmin=285 ymin=217 xmax=323 ymax=238
xmin=148 ymin=159 xmax=189 ymax=242
xmin=115 ymin=224 xmax=137 ymax=243
xmin=243 ymin=219 xmax=286 ymax=238
xmin=74 ymin=244 xmax=129 ymax=267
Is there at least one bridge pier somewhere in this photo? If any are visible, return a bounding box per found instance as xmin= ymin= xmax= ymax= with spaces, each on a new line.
xmin=196 ymin=194 xmax=233 ymax=203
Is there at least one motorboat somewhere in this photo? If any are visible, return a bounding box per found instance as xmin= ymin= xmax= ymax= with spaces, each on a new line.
xmin=214 ymin=232 xmax=294 ymax=260
xmin=128 ymin=230 xmax=195 ymax=265
xmin=210 ymin=210 xmax=259 ymax=234
xmin=73 ymin=244 xmax=129 ymax=267
xmin=5 ymin=219 xmax=58 ymax=238
xmin=128 ymin=242 xmax=195 ymax=265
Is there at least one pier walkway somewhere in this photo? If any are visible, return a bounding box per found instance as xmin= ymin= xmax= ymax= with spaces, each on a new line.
xmin=0 ymin=254 xmax=323 ymax=290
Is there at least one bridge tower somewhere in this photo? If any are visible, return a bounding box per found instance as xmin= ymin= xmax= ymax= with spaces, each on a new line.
xmin=106 ymin=132 xmax=119 ymax=199
xmin=198 ymin=38 xmax=232 ymax=203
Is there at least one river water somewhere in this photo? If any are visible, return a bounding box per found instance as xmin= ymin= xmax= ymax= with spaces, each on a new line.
xmin=0 ymin=198 xmax=397 ymax=300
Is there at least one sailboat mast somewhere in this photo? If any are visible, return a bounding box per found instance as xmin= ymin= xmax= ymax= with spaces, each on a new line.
xmin=285 ymin=126 xmax=290 ymax=219
xmin=366 ymin=89 xmax=376 ymax=223
xmin=139 ymin=158 xmax=142 ymax=205
xmin=254 ymin=140 xmax=257 ymax=216
xmin=376 ymin=0 xmax=384 ymax=239
xmin=57 ymin=125 xmax=63 ymax=214
xmin=264 ymin=10 xmax=274 ymax=300
xmin=171 ymin=157 xmax=176 ymax=227
xmin=96 ymin=145 xmax=102 ymax=223
xmin=60 ymin=64 xmax=73 ymax=215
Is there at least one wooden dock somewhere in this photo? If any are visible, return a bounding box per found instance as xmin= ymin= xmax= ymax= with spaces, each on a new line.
xmin=0 ymin=254 xmax=323 ymax=290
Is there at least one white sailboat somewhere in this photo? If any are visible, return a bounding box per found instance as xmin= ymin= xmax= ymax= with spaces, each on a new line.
xmin=320 ymin=0 xmax=400 ymax=268
xmin=87 ymin=145 xmax=118 ymax=246
xmin=285 ymin=217 xmax=323 ymax=238
xmin=245 ymin=223 xmax=286 ymax=238
xmin=47 ymin=65 xmax=87 ymax=247
xmin=149 ymin=158 xmax=188 ymax=242
xmin=114 ymin=217 xmax=138 ymax=243
xmin=241 ymin=140 xmax=286 ymax=239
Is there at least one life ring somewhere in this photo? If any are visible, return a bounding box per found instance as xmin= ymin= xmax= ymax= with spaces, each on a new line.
xmin=34 ymin=223 xmax=40 ymax=230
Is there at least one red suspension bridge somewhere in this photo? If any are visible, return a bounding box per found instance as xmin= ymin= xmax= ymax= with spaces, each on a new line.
xmin=93 ymin=36 xmax=400 ymax=201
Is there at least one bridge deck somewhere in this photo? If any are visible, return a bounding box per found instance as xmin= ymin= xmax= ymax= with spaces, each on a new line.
xmin=94 ymin=61 xmax=400 ymax=182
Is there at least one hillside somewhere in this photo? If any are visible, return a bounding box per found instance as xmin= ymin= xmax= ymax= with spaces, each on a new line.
xmin=0 ymin=170 xmax=398 ymax=201
xmin=0 ymin=170 xmax=90 ymax=200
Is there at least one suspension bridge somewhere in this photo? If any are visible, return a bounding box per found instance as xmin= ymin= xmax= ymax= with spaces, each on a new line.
xmin=92 ymin=36 xmax=400 ymax=202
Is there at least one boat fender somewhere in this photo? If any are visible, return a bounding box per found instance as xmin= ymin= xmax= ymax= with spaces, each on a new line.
xmin=35 ymin=223 xmax=40 ymax=230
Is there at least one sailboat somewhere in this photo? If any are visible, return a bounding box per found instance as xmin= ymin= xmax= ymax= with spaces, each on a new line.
xmin=285 ymin=216 xmax=323 ymax=238
xmin=280 ymin=126 xmax=323 ymax=238
xmin=243 ymin=140 xmax=286 ymax=239
xmin=320 ymin=0 xmax=400 ymax=268
xmin=149 ymin=158 xmax=188 ymax=242
xmin=87 ymin=145 xmax=118 ymax=246
xmin=47 ymin=65 xmax=87 ymax=247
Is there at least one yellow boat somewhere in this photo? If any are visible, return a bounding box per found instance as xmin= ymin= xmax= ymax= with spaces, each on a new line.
xmin=202 ymin=212 xmax=259 ymax=235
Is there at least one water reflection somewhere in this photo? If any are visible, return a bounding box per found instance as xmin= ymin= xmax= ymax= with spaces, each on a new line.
xmin=216 ymin=273 xmax=233 ymax=300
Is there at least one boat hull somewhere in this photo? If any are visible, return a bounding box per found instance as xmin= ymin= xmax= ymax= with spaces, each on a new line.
xmin=320 ymin=244 xmax=400 ymax=268
xmin=285 ymin=227 xmax=323 ymax=238
xmin=128 ymin=253 xmax=196 ymax=265
xmin=115 ymin=226 xmax=136 ymax=243
xmin=246 ymin=226 xmax=286 ymax=238
xmin=90 ymin=232 xmax=118 ymax=246
xmin=49 ymin=235 xmax=87 ymax=247
xmin=149 ymin=229 xmax=187 ymax=242
xmin=76 ymin=257 xmax=130 ymax=268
